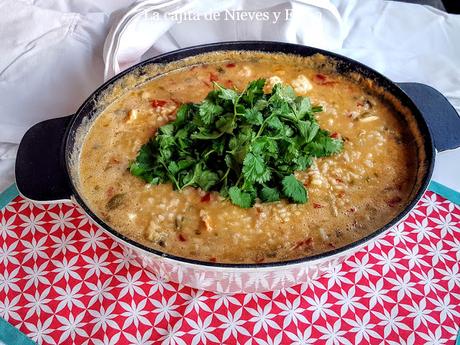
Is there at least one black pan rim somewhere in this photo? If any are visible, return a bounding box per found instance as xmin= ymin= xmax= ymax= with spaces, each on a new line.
xmin=65 ymin=40 xmax=436 ymax=269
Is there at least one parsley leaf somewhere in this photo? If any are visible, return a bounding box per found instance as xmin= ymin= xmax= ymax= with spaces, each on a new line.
xmin=260 ymin=186 xmax=281 ymax=202
xmin=214 ymin=83 xmax=239 ymax=104
xmin=282 ymin=175 xmax=308 ymax=203
xmin=196 ymin=170 xmax=219 ymax=191
xmin=242 ymin=152 xmax=271 ymax=183
xmin=243 ymin=79 xmax=265 ymax=105
xmin=229 ymin=186 xmax=255 ymax=208
xmin=199 ymin=99 xmax=223 ymax=124
xmin=243 ymin=108 xmax=263 ymax=125
xmin=295 ymin=97 xmax=312 ymax=120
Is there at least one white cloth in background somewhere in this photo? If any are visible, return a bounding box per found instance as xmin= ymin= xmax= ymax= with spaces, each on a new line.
xmin=102 ymin=0 xmax=343 ymax=79
xmin=0 ymin=0 xmax=122 ymax=191
xmin=0 ymin=0 xmax=459 ymax=192
xmin=0 ymin=2 xmax=106 ymax=143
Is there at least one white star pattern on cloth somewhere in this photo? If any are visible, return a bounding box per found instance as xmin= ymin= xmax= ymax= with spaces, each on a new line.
xmin=0 ymin=190 xmax=457 ymax=344
xmin=0 ymin=214 xmax=17 ymax=240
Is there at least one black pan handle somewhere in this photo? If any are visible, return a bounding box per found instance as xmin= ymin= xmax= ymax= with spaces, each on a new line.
xmin=15 ymin=115 xmax=73 ymax=202
xmin=397 ymin=82 xmax=460 ymax=152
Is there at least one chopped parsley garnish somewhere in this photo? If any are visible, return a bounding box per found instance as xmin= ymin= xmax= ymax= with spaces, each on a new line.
xmin=129 ymin=79 xmax=343 ymax=208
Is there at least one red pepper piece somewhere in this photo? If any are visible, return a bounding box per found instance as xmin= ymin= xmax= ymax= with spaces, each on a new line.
xmin=178 ymin=234 xmax=186 ymax=242
xmin=226 ymin=63 xmax=236 ymax=68
xmin=151 ymin=99 xmax=167 ymax=108
xmin=171 ymin=98 xmax=182 ymax=107
xmin=387 ymin=196 xmax=402 ymax=207
xmin=201 ymin=193 xmax=211 ymax=202
xmin=315 ymin=73 xmax=327 ymax=81
xmin=106 ymin=186 xmax=114 ymax=198
xmin=294 ymin=238 xmax=312 ymax=250
xmin=254 ymin=256 xmax=265 ymax=263
xmin=314 ymin=73 xmax=336 ymax=85
xmin=209 ymin=72 xmax=218 ymax=82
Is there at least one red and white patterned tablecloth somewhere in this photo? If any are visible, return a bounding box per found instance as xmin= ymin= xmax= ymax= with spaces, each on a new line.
xmin=0 ymin=189 xmax=459 ymax=344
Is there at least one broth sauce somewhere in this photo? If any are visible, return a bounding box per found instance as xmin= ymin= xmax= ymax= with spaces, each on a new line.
xmin=78 ymin=52 xmax=418 ymax=263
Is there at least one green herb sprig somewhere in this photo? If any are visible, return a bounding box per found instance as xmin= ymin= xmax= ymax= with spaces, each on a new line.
xmin=129 ymin=79 xmax=343 ymax=208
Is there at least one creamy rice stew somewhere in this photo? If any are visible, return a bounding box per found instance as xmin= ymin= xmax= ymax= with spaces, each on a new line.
xmin=79 ymin=52 xmax=419 ymax=263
